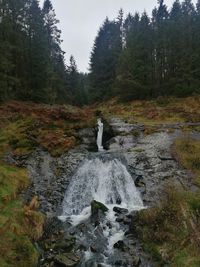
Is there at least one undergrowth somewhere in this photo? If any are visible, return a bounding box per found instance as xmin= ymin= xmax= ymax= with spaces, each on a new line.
xmin=134 ymin=137 xmax=200 ymax=266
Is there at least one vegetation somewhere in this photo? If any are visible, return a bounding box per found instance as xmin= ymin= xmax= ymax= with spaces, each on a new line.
xmin=89 ymin=0 xmax=200 ymax=102
xmin=0 ymin=162 xmax=44 ymax=267
xmin=98 ymin=95 xmax=200 ymax=128
xmin=134 ymin=137 xmax=200 ymax=266
xmin=0 ymin=101 xmax=95 ymax=157
xmin=0 ymin=0 xmax=87 ymax=105
xmin=0 ymin=100 xmax=95 ymax=266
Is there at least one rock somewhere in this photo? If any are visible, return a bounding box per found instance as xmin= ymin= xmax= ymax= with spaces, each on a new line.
xmin=116 ymin=215 xmax=124 ymax=223
xmin=91 ymin=200 xmax=109 ymax=214
xmin=116 ymin=197 xmax=121 ymax=205
xmin=113 ymin=206 xmax=128 ymax=214
xmin=54 ymin=253 xmax=80 ymax=267
xmin=53 ymin=237 xmax=75 ymax=252
xmin=91 ymin=200 xmax=108 ymax=224
xmin=123 ymin=216 xmax=131 ymax=225
xmin=135 ymin=175 xmax=145 ymax=188
xmin=113 ymin=240 xmax=126 ymax=251
xmin=131 ymin=256 xmax=141 ymax=267
xmin=90 ymin=245 xmax=97 ymax=253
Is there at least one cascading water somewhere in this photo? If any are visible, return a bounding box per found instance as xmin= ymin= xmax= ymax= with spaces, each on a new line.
xmin=60 ymin=157 xmax=143 ymax=220
xmin=59 ymin=120 xmax=144 ymax=266
xmin=97 ymin=118 xmax=104 ymax=151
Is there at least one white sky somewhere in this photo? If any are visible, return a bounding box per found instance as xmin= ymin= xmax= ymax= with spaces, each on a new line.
xmin=40 ymin=0 xmax=197 ymax=72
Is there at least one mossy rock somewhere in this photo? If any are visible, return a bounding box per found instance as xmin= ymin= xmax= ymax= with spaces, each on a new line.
xmin=91 ymin=200 xmax=108 ymax=214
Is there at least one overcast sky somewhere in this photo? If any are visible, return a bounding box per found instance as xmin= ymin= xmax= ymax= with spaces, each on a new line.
xmin=40 ymin=0 xmax=196 ymax=72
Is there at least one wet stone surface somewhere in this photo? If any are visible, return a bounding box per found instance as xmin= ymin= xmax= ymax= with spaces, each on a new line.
xmin=13 ymin=117 xmax=200 ymax=267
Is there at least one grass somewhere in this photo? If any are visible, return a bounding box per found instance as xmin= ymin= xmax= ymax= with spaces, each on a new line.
xmin=135 ymin=137 xmax=200 ymax=266
xmin=0 ymin=101 xmax=96 ymax=266
xmin=173 ymin=138 xmax=200 ymax=186
xmin=0 ymin=101 xmax=96 ymax=157
xmin=98 ymin=96 xmax=200 ymax=129
xmin=0 ymin=162 xmax=44 ymax=267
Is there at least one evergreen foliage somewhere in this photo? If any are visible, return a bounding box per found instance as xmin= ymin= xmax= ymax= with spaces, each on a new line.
xmin=89 ymin=0 xmax=200 ymax=102
xmin=0 ymin=0 xmax=81 ymax=104
xmin=1 ymin=0 xmax=200 ymax=104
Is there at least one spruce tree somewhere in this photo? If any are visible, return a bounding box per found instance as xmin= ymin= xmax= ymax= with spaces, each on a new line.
xmin=89 ymin=16 xmax=122 ymax=102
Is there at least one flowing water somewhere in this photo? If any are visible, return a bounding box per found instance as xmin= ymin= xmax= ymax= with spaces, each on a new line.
xmin=59 ymin=120 xmax=144 ymax=266
xmin=97 ymin=118 xmax=104 ymax=152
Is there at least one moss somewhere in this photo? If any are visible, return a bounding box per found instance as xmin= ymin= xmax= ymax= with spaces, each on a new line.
xmin=91 ymin=200 xmax=109 ymax=214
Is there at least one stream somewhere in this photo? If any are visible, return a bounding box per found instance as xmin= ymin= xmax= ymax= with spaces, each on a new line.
xmin=57 ymin=119 xmax=145 ymax=266
xmin=30 ymin=117 xmax=198 ymax=267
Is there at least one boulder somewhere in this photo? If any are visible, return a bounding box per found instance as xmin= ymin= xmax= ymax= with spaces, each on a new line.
xmin=113 ymin=240 xmax=126 ymax=251
xmin=91 ymin=200 xmax=108 ymax=225
xmin=54 ymin=253 xmax=80 ymax=267
xmin=113 ymin=206 xmax=128 ymax=214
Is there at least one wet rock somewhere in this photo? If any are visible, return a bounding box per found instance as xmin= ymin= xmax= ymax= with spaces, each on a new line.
xmin=91 ymin=200 xmax=108 ymax=224
xmin=113 ymin=240 xmax=126 ymax=251
xmin=131 ymin=255 xmax=141 ymax=267
xmin=135 ymin=175 xmax=145 ymax=188
xmin=53 ymin=237 xmax=75 ymax=252
xmin=91 ymin=200 xmax=109 ymax=214
xmin=116 ymin=197 xmax=122 ymax=205
xmin=115 ymin=215 xmax=124 ymax=223
xmin=123 ymin=216 xmax=131 ymax=225
xmin=113 ymin=206 xmax=128 ymax=214
xmin=54 ymin=253 xmax=80 ymax=267
xmin=90 ymin=245 xmax=97 ymax=253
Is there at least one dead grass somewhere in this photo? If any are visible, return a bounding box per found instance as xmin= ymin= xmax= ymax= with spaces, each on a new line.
xmin=136 ymin=185 xmax=200 ymax=266
xmin=0 ymin=101 xmax=96 ymax=157
xmin=136 ymin=137 xmax=200 ymax=266
xmin=173 ymin=138 xmax=200 ymax=186
xmin=98 ymin=96 xmax=200 ymax=127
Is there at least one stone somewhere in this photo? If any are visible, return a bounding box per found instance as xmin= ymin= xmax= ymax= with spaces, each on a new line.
xmin=91 ymin=200 xmax=108 ymax=214
xmin=113 ymin=240 xmax=126 ymax=251
xmin=90 ymin=245 xmax=97 ymax=253
xmin=113 ymin=206 xmax=128 ymax=214
xmin=135 ymin=175 xmax=145 ymax=188
xmin=54 ymin=253 xmax=80 ymax=267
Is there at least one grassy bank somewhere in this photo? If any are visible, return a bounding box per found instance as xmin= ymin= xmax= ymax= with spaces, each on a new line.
xmin=134 ymin=137 xmax=200 ymax=266
xmin=0 ymin=162 xmax=44 ymax=267
xmin=98 ymin=96 xmax=200 ymax=128
xmin=0 ymin=101 xmax=95 ymax=266
xmin=0 ymin=101 xmax=95 ymax=157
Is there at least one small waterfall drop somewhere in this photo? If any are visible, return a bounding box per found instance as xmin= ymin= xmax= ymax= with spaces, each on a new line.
xmin=61 ymin=157 xmax=143 ymax=220
xmin=59 ymin=156 xmax=144 ymax=266
xmin=58 ymin=121 xmax=145 ymax=266
xmin=97 ymin=118 xmax=104 ymax=151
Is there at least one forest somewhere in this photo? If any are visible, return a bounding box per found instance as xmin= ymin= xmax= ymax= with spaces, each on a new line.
xmin=1 ymin=1 xmax=200 ymax=267
xmin=0 ymin=0 xmax=200 ymax=105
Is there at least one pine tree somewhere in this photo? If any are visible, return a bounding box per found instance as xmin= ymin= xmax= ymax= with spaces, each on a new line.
xmin=89 ymin=16 xmax=122 ymax=102
xmin=42 ymin=0 xmax=68 ymax=104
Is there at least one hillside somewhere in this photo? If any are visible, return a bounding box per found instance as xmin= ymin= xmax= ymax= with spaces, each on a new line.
xmin=0 ymin=96 xmax=199 ymax=266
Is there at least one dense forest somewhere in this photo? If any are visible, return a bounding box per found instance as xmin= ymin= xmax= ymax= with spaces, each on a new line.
xmin=0 ymin=0 xmax=200 ymax=105
xmin=0 ymin=0 xmax=87 ymax=105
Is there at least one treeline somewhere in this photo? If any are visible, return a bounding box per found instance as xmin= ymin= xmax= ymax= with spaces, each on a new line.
xmin=0 ymin=0 xmax=86 ymax=105
xmin=89 ymin=0 xmax=200 ymax=102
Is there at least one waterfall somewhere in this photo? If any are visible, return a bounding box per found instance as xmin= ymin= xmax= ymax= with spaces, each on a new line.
xmin=58 ymin=122 xmax=145 ymax=266
xmin=97 ymin=118 xmax=104 ymax=151
xmin=60 ymin=157 xmax=143 ymax=221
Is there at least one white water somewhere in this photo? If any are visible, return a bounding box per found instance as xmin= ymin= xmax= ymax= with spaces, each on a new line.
xmin=60 ymin=157 xmax=143 ymax=222
xmin=58 ymin=120 xmax=144 ymax=265
xmin=97 ymin=118 xmax=104 ymax=151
